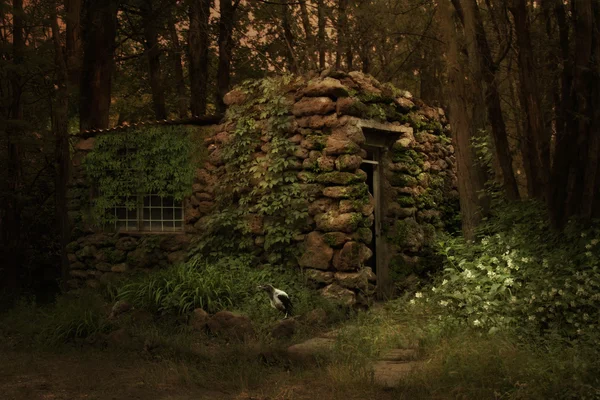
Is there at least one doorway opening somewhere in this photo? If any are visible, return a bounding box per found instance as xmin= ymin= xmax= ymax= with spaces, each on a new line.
xmin=361 ymin=145 xmax=388 ymax=299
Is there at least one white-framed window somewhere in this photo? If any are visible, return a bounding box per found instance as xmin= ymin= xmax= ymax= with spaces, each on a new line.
xmin=113 ymin=194 xmax=184 ymax=233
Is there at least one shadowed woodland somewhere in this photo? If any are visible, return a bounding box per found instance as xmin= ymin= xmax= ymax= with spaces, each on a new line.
xmin=1 ymin=0 xmax=600 ymax=399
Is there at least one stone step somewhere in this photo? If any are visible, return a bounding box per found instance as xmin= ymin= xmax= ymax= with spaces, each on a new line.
xmin=372 ymin=360 xmax=423 ymax=387
xmin=378 ymin=348 xmax=419 ymax=362
xmin=286 ymin=337 xmax=336 ymax=363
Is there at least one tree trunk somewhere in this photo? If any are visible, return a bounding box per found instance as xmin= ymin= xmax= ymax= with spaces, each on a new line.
xmin=215 ymin=0 xmax=239 ymax=113
xmin=439 ymin=0 xmax=489 ymax=240
xmin=336 ymin=0 xmax=348 ymax=70
xmin=168 ymin=18 xmax=187 ymax=118
xmin=189 ymin=0 xmax=211 ymax=116
xmin=299 ymin=0 xmax=316 ymax=69
xmin=509 ymin=0 xmax=549 ymax=199
xmin=281 ymin=1 xmax=297 ymax=73
xmin=2 ymin=0 xmax=25 ymax=296
xmin=141 ymin=0 xmax=167 ymax=120
xmin=65 ymin=0 xmax=82 ymax=87
xmin=460 ymin=0 xmax=520 ymax=201
xmin=79 ymin=0 xmax=120 ymax=131
xmin=317 ymin=0 xmax=326 ymax=69
xmin=548 ymin=0 xmax=572 ymax=227
xmin=582 ymin=2 xmax=600 ymax=218
xmin=51 ymin=5 xmax=71 ymax=287
xmin=565 ymin=0 xmax=594 ymax=219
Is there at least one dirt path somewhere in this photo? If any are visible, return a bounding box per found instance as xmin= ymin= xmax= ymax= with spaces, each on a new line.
xmin=0 ymin=345 xmax=394 ymax=400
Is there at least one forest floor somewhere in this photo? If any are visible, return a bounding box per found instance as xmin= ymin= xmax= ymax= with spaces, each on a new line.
xmin=0 ymin=339 xmax=396 ymax=400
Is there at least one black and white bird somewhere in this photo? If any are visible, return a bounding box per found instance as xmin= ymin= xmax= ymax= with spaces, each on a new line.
xmin=258 ymin=284 xmax=293 ymax=318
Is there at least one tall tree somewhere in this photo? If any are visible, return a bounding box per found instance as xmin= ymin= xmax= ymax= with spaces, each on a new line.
xmin=65 ymin=0 xmax=82 ymax=86
xmin=2 ymin=0 xmax=25 ymax=295
xmin=439 ymin=0 xmax=490 ymax=240
xmin=335 ymin=0 xmax=349 ymax=69
xmin=168 ymin=16 xmax=187 ymax=118
xmin=189 ymin=0 xmax=211 ymax=116
xmin=509 ymin=0 xmax=549 ymax=199
xmin=281 ymin=1 xmax=297 ymax=73
xmin=79 ymin=0 xmax=120 ymax=130
xmin=317 ymin=0 xmax=326 ymax=69
xmin=458 ymin=0 xmax=520 ymax=200
xmin=215 ymin=0 xmax=241 ymax=112
xmin=141 ymin=0 xmax=167 ymax=119
xmin=299 ymin=0 xmax=317 ymax=69
xmin=50 ymin=2 xmax=71 ymax=286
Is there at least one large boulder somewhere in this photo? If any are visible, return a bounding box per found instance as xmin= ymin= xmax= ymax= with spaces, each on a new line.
xmin=335 ymin=154 xmax=362 ymax=171
xmin=314 ymin=211 xmax=362 ymax=233
xmin=332 ymin=241 xmax=373 ymax=271
xmin=323 ymin=137 xmax=360 ymax=155
xmin=334 ymin=267 xmax=376 ymax=290
xmin=304 ymin=269 xmax=335 ymax=284
xmin=298 ymin=232 xmax=334 ymax=270
xmin=206 ymin=311 xmax=254 ymax=340
xmin=293 ymin=97 xmax=336 ymax=117
xmin=189 ymin=308 xmax=210 ymax=332
xmin=271 ymin=318 xmax=297 ymax=339
xmin=302 ymin=77 xmax=350 ymax=98
xmin=320 ymin=283 xmax=356 ymax=306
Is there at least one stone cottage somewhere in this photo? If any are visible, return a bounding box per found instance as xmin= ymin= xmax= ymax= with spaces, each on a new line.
xmin=66 ymin=70 xmax=458 ymax=306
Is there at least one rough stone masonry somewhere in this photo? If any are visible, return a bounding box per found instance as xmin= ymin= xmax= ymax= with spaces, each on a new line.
xmin=65 ymin=70 xmax=458 ymax=306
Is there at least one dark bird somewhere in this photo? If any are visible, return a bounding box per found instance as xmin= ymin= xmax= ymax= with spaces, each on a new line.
xmin=258 ymin=284 xmax=293 ymax=318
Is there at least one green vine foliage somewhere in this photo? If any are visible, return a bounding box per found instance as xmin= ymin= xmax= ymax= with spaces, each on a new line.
xmin=83 ymin=125 xmax=203 ymax=226
xmin=191 ymin=76 xmax=311 ymax=264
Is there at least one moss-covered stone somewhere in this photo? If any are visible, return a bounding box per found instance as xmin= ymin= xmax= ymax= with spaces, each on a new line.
xmin=389 ymin=174 xmax=419 ymax=187
xmin=316 ymin=171 xmax=366 ymax=185
xmin=397 ymin=195 xmax=416 ymax=207
xmin=336 ymin=97 xmax=369 ymax=117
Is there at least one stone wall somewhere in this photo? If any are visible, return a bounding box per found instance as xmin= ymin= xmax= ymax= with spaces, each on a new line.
xmin=65 ymin=126 xmax=214 ymax=289
xmin=197 ymin=70 xmax=458 ymax=306
xmin=65 ymin=71 xmax=457 ymax=298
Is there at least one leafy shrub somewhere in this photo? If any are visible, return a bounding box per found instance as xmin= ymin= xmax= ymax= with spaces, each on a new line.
xmin=117 ymin=254 xmax=340 ymax=328
xmin=410 ymin=201 xmax=600 ymax=344
xmin=0 ymin=291 xmax=109 ymax=345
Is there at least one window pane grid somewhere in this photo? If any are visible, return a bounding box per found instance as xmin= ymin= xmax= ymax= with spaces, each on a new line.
xmin=141 ymin=194 xmax=183 ymax=233
xmin=113 ymin=194 xmax=183 ymax=233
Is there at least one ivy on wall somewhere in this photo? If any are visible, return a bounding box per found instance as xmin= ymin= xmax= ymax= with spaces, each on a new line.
xmin=191 ymin=76 xmax=312 ymax=263
xmin=83 ymin=125 xmax=204 ymax=226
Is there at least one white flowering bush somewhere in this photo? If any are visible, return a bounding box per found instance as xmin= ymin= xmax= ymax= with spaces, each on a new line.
xmin=410 ymin=202 xmax=600 ymax=343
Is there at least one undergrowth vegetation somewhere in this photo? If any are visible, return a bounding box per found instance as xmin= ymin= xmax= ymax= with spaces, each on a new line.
xmin=410 ymin=201 xmax=600 ymax=345
xmin=115 ymin=254 xmax=344 ymax=331
xmin=2 ymin=201 xmax=600 ymax=399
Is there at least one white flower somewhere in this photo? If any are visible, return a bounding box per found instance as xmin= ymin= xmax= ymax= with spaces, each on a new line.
xmin=586 ymin=244 xmax=592 ymax=250
xmin=488 ymin=271 xmax=496 ymax=278
xmin=442 ymin=279 xmax=448 ymax=286
xmin=439 ymin=300 xmax=448 ymax=306
xmin=409 ymin=299 xmax=415 ymax=305
xmin=464 ymin=269 xmax=474 ymax=279
xmin=415 ymin=292 xmax=423 ymax=298
xmin=528 ymin=315 xmax=535 ymax=321
xmin=504 ymin=278 xmax=514 ymax=286
xmin=585 ymin=251 xmax=593 ymax=257
xmin=431 ymin=286 xmax=437 ymax=292
xmin=473 ymin=319 xmax=482 ymax=327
